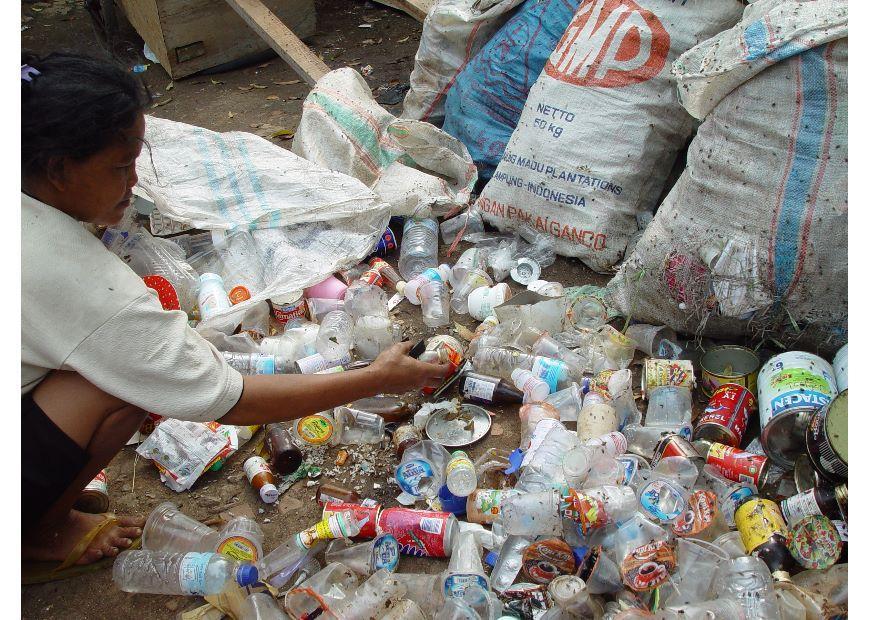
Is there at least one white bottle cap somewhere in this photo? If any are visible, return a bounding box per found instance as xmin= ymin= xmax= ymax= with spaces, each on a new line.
xmin=510 ymin=258 xmax=540 ymax=285
xmin=396 ymin=281 xmax=407 ymax=295
xmin=260 ymin=483 xmax=279 ymax=503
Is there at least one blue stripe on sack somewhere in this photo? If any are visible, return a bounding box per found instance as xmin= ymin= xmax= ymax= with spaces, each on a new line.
xmin=773 ymin=47 xmax=829 ymax=298
xmin=233 ymin=137 xmax=280 ymax=229
xmin=743 ymin=20 xmax=769 ymax=60
xmin=212 ymin=133 xmax=252 ymax=223
xmin=765 ymin=42 xmax=809 ymax=64
xmin=193 ymin=127 xmax=231 ymax=222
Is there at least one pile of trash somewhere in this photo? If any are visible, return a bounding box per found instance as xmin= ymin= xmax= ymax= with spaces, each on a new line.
xmin=100 ymin=193 xmax=848 ymax=617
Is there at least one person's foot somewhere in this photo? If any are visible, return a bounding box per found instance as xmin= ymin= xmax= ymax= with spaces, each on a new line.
xmin=22 ymin=509 xmax=144 ymax=565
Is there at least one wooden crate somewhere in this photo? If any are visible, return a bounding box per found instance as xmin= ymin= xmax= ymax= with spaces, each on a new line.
xmin=116 ymin=0 xmax=316 ymax=79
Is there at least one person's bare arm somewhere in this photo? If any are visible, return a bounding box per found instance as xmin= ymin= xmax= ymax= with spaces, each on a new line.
xmin=218 ymin=342 xmax=450 ymax=426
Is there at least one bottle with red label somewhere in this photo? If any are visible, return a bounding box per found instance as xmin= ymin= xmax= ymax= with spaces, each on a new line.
xmin=780 ymin=484 xmax=847 ymax=527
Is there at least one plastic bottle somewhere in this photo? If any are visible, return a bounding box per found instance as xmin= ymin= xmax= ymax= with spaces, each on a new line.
xmin=457 ymin=370 xmax=524 ymax=405
xmin=401 ymin=264 xmax=452 ymax=304
xmin=563 ymin=486 xmax=637 ymax=537
xmin=259 ymin=540 xmax=325 ymax=589
xmin=343 ymin=282 xmax=388 ymax=322
xmin=335 ymin=569 xmax=407 ymax=620
xmin=446 ymin=451 xmax=477 ymax=497
xmin=399 ymin=218 xmax=439 ymax=280
xmin=215 ymin=516 xmax=264 ymax=563
xmin=243 ymin=456 xmax=279 ymax=504
xmin=112 ymin=550 xmax=258 ymax=595
xmin=295 ymin=510 xmax=362 ymax=549
xmin=419 ymin=280 xmax=451 ymax=328
xmin=218 ymin=229 xmax=265 ymax=304
xmin=515 ymin=419 xmax=581 ymax=492
xmin=395 ymin=440 xmax=451 ymax=499
xmin=240 ymin=592 xmax=289 ymax=620
xmin=472 ymin=346 xmax=537 ymax=382
xmin=719 ymin=556 xmax=781 ymax=619
xmin=316 ymin=310 xmax=355 ymax=359
xmin=451 ymin=268 xmax=493 ymax=315
xmin=222 ymin=352 xmax=297 ymax=375
xmin=353 ymin=314 xmax=396 ymax=359
xmin=519 ymin=402 xmax=561 ymax=450
xmin=240 ymin=301 xmax=271 ymax=340
xmin=442 ymin=532 xmax=489 ymax=600
xmin=198 ymin=273 xmax=233 ymax=320
xmin=263 ymin=423 xmax=304 ymax=475
xmin=511 ymin=369 xmax=550 ymax=403
xmin=333 ymin=406 xmax=386 ymax=444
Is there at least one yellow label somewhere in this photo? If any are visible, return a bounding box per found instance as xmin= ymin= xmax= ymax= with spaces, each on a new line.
xmin=735 ymin=499 xmax=788 ymax=553
xmin=446 ymin=452 xmax=473 ymax=476
xmin=297 ymin=415 xmax=334 ymax=445
xmin=217 ymin=536 xmax=258 ymax=562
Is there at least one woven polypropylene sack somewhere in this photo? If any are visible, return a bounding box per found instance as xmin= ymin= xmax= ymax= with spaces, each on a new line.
xmin=476 ymin=0 xmax=744 ymax=273
xmin=607 ymin=0 xmax=848 ymax=353
xmin=402 ymin=0 xmax=526 ymax=125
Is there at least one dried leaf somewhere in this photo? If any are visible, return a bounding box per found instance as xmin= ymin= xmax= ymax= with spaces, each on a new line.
xmin=210 ymin=79 xmax=224 ymax=85
xmin=151 ymin=97 xmax=173 ymax=108
xmin=166 ymin=82 xmax=174 ymax=91
xmin=250 ymin=83 xmax=268 ymax=89
xmin=271 ymin=129 xmax=294 ymax=138
xmin=396 ymin=36 xmax=410 ymax=43
xmin=266 ymin=95 xmax=280 ymax=101
xmin=273 ymin=80 xmax=301 ymax=85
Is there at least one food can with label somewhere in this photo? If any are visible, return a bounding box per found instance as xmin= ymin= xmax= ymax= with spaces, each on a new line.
xmin=694 ymin=383 xmax=755 ymax=447
xmin=758 ymin=351 xmax=837 ymax=469
xmin=376 ymin=507 xmax=458 ymax=557
xmin=270 ymin=290 xmax=307 ymax=325
xmin=642 ymin=359 xmax=696 ymax=398
xmin=651 ymin=434 xmax=703 ymax=469
xmin=805 ymin=390 xmax=848 ymax=483
xmin=700 ymin=441 xmax=768 ymax=487
xmin=74 ymin=469 xmax=110 ymax=514
xmin=832 ymin=344 xmax=848 ymax=392
xmin=699 ymin=345 xmax=760 ymax=400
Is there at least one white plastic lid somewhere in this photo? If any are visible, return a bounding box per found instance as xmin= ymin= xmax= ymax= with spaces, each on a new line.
xmin=260 ymin=484 xmax=279 ymax=503
xmin=510 ymin=258 xmax=540 ymax=284
xmin=396 ymin=281 xmax=407 ymax=295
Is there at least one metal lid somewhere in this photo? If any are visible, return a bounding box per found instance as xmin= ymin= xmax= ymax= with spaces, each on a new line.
xmin=788 ymin=515 xmax=842 ymax=570
xmin=825 ymin=390 xmax=848 ymax=464
xmin=425 ymin=403 xmax=492 ymax=447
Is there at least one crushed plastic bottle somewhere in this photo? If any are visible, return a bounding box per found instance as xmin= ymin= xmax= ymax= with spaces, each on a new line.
xmin=112 ymin=550 xmax=258 ymax=595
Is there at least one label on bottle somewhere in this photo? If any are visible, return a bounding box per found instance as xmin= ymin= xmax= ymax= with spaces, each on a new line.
xmin=296 ymin=352 xmax=351 ymax=374
xmin=462 ymin=377 xmax=496 ymax=403
xmin=562 ymin=490 xmax=608 ymax=534
xmin=780 ymin=489 xmax=822 ymax=527
xmin=736 ymin=498 xmax=789 ymax=554
xmin=395 ymin=459 xmax=434 ymax=496
xmin=252 ymin=355 xmax=276 ymax=375
xmin=323 ymin=502 xmax=380 ymax=538
xmin=705 ymin=443 xmax=766 ymax=486
xmin=243 ymin=456 xmax=272 ymax=483
xmin=372 ymin=534 xmax=400 ymax=572
xmin=468 ymin=490 xmax=508 ymax=523
xmin=296 ymin=415 xmax=334 ymax=445
xmin=446 ymin=451 xmax=473 ymax=477
xmin=216 ymin=535 xmax=259 ymax=562
xmin=443 ymin=573 xmax=489 ymax=599
xmin=638 ymin=479 xmax=686 ymax=523
xmin=84 ymin=469 xmax=109 ymax=495
xmin=620 ymin=540 xmax=676 ymax=592
xmin=177 ymin=552 xmax=212 ymax=595
xmin=297 ymin=513 xmax=351 ymax=549
xmin=521 ymin=538 xmax=576 ymax=584
xmin=672 ymin=490 xmax=717 ymax=537
xmin=532 ymin=357 xmax=565 ymax=392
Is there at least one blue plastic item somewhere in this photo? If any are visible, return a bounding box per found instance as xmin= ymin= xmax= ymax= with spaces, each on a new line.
xmin=439 ymin=484 xmax=468 ymax=515
xmin=442 ymin=0 xmax=579 ymax=181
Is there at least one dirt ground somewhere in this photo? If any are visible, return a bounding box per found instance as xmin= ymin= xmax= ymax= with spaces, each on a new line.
xmin=20 ymin=1 xmax=620 ymax=618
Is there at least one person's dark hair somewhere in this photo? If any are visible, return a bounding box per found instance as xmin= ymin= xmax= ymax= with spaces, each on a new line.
xmin=21 ymin=50 xmax=149 ymax=179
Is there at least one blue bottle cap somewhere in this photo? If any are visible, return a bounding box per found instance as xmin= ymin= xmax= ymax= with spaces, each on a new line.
xmin=438 ymin=484 xmax=467 ymax=515
xmin=504 ymin=449 xmax=525 ymax=475
xmin=236 ymin=564 xmax=259 ymax=587
xmin=484 ymin=551 xmax=498 ymax=567
xmin=573 ymin=546 xmax=589 ymax=568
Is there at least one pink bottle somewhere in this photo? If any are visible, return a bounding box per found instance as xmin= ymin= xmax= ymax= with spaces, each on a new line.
xmin=305 ymin=276 xmax=348 ymax=300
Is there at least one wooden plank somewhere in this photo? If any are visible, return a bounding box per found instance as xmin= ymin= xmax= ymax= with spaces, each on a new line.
xmin=371 ymin=0 xmax=434 ymax=22
xmin=223 ymin=0 xmax=330 ymax=86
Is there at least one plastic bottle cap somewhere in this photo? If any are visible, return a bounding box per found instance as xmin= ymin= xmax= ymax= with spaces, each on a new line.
xmin=260 ymin=484 xmax=279 ymax=504
xmin=396 ymin=281 xmax=407 ymax=295
xmin=236 ymin=564 xmax=259 ymax=587
xmin=510 ymin=258 xmax=540 ymax=285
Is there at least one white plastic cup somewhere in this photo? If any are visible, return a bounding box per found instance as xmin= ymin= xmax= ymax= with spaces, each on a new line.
xmin=662 ymin=538 xmax=729 ymax=607
xmin=468 ymin=283 xmax=511 ymax=321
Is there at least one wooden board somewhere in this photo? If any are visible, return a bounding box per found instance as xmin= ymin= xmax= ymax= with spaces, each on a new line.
xmin=116 ymin=0 xmax=316 ymax=79
xmin=371 ymin=0 xmax=434 ymax=22
xmin=224 ymin=0 xmax=329 ymax=86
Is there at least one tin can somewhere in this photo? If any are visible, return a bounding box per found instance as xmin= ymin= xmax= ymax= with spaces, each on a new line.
xmin=421 ymin=335 xmax=465 ymax=396
xmin=270 ymin=290 xmax=307 ymax=325
xmin=323 ymin=501 xmax=380 ymax=539
xmin=377 ymin=507 xmax=457 ymax=557
xmin=699 ymin=346 xmax=760 ymax=400
xmin=758 ymin=351 xmax=837 ymax=469
xmin=642 ymin=359 xmax=696 ymax=398
xmin=521 ymin=538 xmax=576 ymax=584
xmin=694 ymin=383 xmax=755 ymax=447
xmin=392 ymin=424 xmax=422 ymax=458
xmin=701 ymin=442 xmax=768 ymax=487
xmin=651 ymin=434 xmax=703 ymax=468
xmin=805 ymin=390 xmax=847 ymax=483
xmin=74 ymin=469 xmax=110 ymax=514
xmin=832 ymin=344 xmax=848 ymax=392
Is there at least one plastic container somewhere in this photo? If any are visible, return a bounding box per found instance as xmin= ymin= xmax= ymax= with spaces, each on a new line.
xmin=446 ymin=451 xmax=477 ymax=497
xmin=395 ymin=440 xmax=451 ymax=498
xmin=198 ymin=273 xmax=232 ymax=320
xmin=661 ymin=538 xmax=729 ymax=607
xmin=240 ymin=593 xmax=289 ymax=620
xmin=399 ymin=218 xmax=439 ymax=280
xmin=527 ymin=279 xmax=563 ymax=297
xmin=316 ymin=310 xmax=355 ymax=360
xmin=222 ymin=352 xmax=296 ymax=375
xmin=112 ymin=550 xmax=258 ymax=595
xmin=442 ymin=532 xmax=489 ymax=600
xmin=451 ymin=268 xmax=493 ymax=314
xmin=215 ymin=516 xmax=264 ymax=563
xmin=335 ymin=569 xmax=407 ymax=620
xmin=450 ymin=247 xmax=489 ymax=288
xmin=564 ymin=486 xmax=637 ymax=537
xmin=645 ymin=385 xmax=693 ymax=429
xmin=403 ymin=265 xmax=452 ymax=304
xmin=343 ymin=281 xmax=388 ymax=322
xmin=472 ymin=346 xmax=536 ymax=382
xmin=324 ymin=534 xmax=400 ymax=576
xmin=719 ymin=556 xmax=781 ymax=619
xmin=305 ymin=275 xmax=348 ymax=300
xmin=613 ymin=513 xmax=675 ymax=592
xmin=511 ymin=368 xmax=550 ymax=403
xmin=515 ymin=419 xmax=581 ymax=492
xmin=258 ymin=540 xmax=325 ymax=589
xmin=467 ymin=283 xmax=512 ymax=321
xmin=353 ymin=315 xmax=396 ymax=359
xmin=218 ymin=229 xmax=265 ymax=304
xmin=284 ymin=562 xmax=359 ymax=619
xmin=244 ymin=456 xmax=279 ymax=504
xmin=500 ymin=489 xmax=563 ymax=537
xmin=419 ymin=280 xmax=451 ymax=328
xmin=577 ymin=401 xmax=619 ymax=442
xmin=142 ymin=502 xmax=217 ymax=553
xmin=518 ymin=402 xmax=560 ymax=450
xmin=440 ymin=209 xmax=484 ymax=244
xmin=333 ymin=406 xmax=386 ymax=444
xmin=543 ymin=382 xmax=582 ymax=421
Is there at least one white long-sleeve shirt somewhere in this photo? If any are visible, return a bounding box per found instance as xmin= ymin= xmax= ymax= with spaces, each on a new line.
xmin=21 ymin=192 xmax=243 ymax=422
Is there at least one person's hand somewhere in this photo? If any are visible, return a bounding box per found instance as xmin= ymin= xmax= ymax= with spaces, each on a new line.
xmin=367 ymin=341 xmax=451 ymax=393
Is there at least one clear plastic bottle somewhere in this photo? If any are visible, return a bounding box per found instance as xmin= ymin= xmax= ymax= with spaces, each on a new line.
xmin=240 ymin=592 xmax=289 ymax=620
xmin=222 ymin=352 xmax=297 ymax=375
xmin=121 ymin=231 xmax=200 ymax=314
xmin=446 ymin=451 xmax=477 ymax=497
xmin=284 ymin=562 xmax=360 ymax=619
xmin=472 ymin=346 xmax=536 ymax=382
xmin=500 ymin=489 xmax=563 ymax=536
xmin=214 ymin=516 xmax=265 ymax=563
xmin=218 ymin=229 xmax=265 ymax=304
xmin=402 ymin=264 xmax=452 ymax=304
xmin=316 ymin=310 xmax=355 ymax=360
xmin=399 ymin=218 xmax=439 ymax=280
xmin=258 ymin=540 xmax=325 ymax=588
xmin=719 ymin=556 xmax=781 ymax=619
xmin=442 ymin=532 xmax=489 ymax=601
xmin=198 ymin=272 xmax=233 ymax=320
xmin=112 ymin=550 xmax=258 ymax=595
xmin=515 ymin=419 xmax=581 ymax=491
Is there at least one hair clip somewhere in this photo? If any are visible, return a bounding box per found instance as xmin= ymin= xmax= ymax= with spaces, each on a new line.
xmin=21 ymin=64 xmax=41 ymax=82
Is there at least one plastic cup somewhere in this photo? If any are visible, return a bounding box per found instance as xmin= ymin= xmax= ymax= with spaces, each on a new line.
xmin=500 ymin=489 xmax=563 ymax=536
xmin=307 ymin=298 xmax=345 ymax=323
xmin=419 ymin=280 xmax=450 ymax=328
xmin=662 ymin=538 xmax=729 ymax=607
xmin=142 ymin=502 xmax=217 ymax=552
xmin=305 ymin=275 xmax=349 ymax=300
xmin=562 ymin=447 xmax=593 ymax=488
xmin=450 ymin=247 xmax=488 ymax=288
xmin=467 ymin=283 xmax=512 ymax=321
xmin=580 ymin=545 xmax=623 ymax=595
xmin=712 ymin=531 xmax=747 ymax=559
xmin=353 ymin=315 xmax=396 ymax=360
xmin=527 ymin=279 xmax=564 ymax=296
xmin=544 ymin=382 xmax=583 ymax=422
xmin=646 ymin=386 xmax=692 ymax=428
xmin=510 ymin=258 xmax=541 ymax=285
xmin=324 ymin=534 xmax=400 ymax=576
xmin=451 ymin=268 xmax=492 ymax=314
xmin=626 ymin=324 xmax=677 ymax=357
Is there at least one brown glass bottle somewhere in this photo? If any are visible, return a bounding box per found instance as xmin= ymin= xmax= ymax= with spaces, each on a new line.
xmin=735 ymin=496 xmax=796 ymax=573
xmin=315 ymin=483 xmax=361 ymax=507
xmin=263 ymin=423 xmax=303 ymax=475
xmin=780 ymin=484 xmax=847 ymax=526
xmin=349 ymin=395 xmax=417 ymax=424
xmin=458 ymin=371 xmax=524 ymax=405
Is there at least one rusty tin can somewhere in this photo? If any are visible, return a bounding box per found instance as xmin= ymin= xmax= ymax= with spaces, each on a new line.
xmin=694 ymin=383 xmax=755 ymax=447
xmin=699 ymin=345 xmax=760 ymax=400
